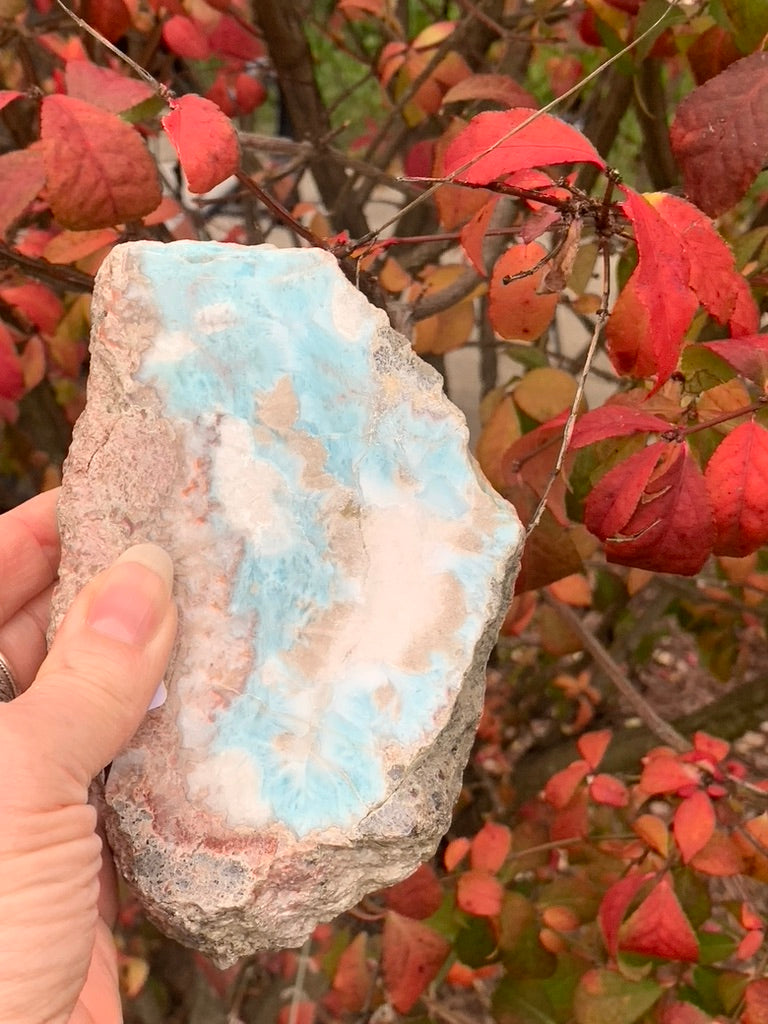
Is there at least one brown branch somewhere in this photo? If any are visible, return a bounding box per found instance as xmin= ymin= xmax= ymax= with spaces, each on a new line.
xmin=634 ymin=58 xmax=679 ymax=191
xmin=541 ymin=591 xmax=689 ymax=752
xmin=0 ymin=242 xmax=94 ymax=293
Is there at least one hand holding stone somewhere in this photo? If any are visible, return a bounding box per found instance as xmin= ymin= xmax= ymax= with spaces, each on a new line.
xmin=0 ymin=491 xmax=176 ymax=1024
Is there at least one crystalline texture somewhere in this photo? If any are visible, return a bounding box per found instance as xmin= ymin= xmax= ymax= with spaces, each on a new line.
xmin=52 ymin=241 xmax=522 ymax=964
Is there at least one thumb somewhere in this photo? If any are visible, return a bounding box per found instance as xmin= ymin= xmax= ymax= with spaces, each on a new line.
xmin=9 ymin=544 xmax=177 ymax=805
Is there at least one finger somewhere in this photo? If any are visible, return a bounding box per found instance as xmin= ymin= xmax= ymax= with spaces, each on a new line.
xmin=0 ymin=585 xmax=53 ymax=693
xmin=6 ymin=544 xmax=176 ymax=806
xmin=0 ymin=488 xmax=60 ymax=625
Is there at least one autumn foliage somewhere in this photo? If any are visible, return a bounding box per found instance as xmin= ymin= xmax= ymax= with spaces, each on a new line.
xmin=2 ymin=0 xmax=768 ymax=1021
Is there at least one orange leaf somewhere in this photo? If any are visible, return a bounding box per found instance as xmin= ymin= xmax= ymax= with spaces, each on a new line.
xmin=705 ymin=422 xmax=768 ymax=557
xmin=456 ymin=869 xmax=504 ymax=917
xmin=674 ymin=790 xmax=715 ymax=863
xmin=382 ymin=863 xmax=443 ymax=920
xmin=475 ymin=394 xmax=521 ymax=491
xmin=577 ymin=729 xmax=612 ymax=770
xmin=470 ymin=821 xmax=511 ymax=873
xmin=0 ymin=147 xmax=46 ymax=237
xmin=441 ymin=74 xmax=538 ymax=109
xmin=589 ymin=773 xmax=629 ymax=807
xmin=41 ymin=95 xmax=161 ymax=229
xmin=459 ymin=196 xmax=499 ymax=275
xmin=489 ymin=243 xmax=558 ymax=341
xmin=444 ymin=108 xmax=605 ymax=186
xmin=638 ymin=752 xmax=699 ymax=796
xmin=444 ymin=837 xmax=470 ymax=871
xmin=546 ymin=573 xmax=592 ymax=607
xmin=605 ymin=271 xmax=656 ymax=378
xmin=619 ymin=875 xmax=699 ymax=962
xmin=162 ymin=94 xmax=240 ymax=194
xmin=543 ymin=759 xmax=589 ymax=809
xmin=633 ymin=814 xmax=669 ymax=857
xmin=44 ymin=228 xmax=118 ymax=265
xmin=660 ymin=1002 xmax=713 ymax=1024
xmin=690 ymin=830 xmax=745 ymax=876
xmin=381 ymin=911 xmax=450 ymax=1013
xmin=737 ymin=929 xmax=764 ymax=960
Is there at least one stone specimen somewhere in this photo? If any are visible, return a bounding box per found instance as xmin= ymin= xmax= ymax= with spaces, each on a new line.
xmin=52 ymin=241 xmax=523 ymax=965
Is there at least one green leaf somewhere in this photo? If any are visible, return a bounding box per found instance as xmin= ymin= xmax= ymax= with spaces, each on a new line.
xmin=573 ymin=968 xmax=662 ymax=1024
xmin=681 ymin=346 xmax=735 ymax=392
xmin=493 ymin=978 xmax=560 ymax=1024
xmin=454 ymin=916 xmax=498 ymax=968
xmin=721 ymin=0 xmax=768 ymax=52
xmin=697 ymin=929 xmax=738 ymax=966
xmin=120 ymin=94 xmax=166 ymax=125
xmin=634 ymin=0 xmax=686 ymax=62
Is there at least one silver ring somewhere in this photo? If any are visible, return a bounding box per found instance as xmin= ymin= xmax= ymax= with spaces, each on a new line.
xmin=0 ymin=651 xmax=18 ymax=703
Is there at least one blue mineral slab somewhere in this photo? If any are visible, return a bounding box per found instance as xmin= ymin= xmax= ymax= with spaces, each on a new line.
xmin=53 ymin=241 xmax=523 ymax=961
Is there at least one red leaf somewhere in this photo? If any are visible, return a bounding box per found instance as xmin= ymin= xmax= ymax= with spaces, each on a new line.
xmin=619 ymin=875 xmax=699 ymax=962
xmin=584 ymin=441 xmax=665 ymax=540
xmin=644 ymin=193 xmax=759 ymax=336
xmin=693 ymin=731 xmax=729 ymax=766
xmin=162 ymin=15 xmax=211 ymax=60
xmin=599 ymin=873 xmax=651 ymax=956
xmin=331 ymin=934 xmax=371 ymax=1013
xmin=441 ymin=74 xmax=538 ymax=109
xmin=489 ymin=242 xmax=558 ymax=340
xmin=381 ymin=911 xmax=450 ymax=1013
xmin=585 ymin=442 xmax=715 ymax=575
xmin=620 ymin=188 xmax=698 ymax=389
xmin=382 ymin=863 xmax=443 ymax=919
xmin=277 ymin=1003 xmax=315 ymax=1024
xmin=686 ymin=24 xmax=741 ymax=85
xmin=570 ymin=405 xmax=671 ymax=450
xmin=744 ymin=979 xmax=768 ymax=1024
xmin=162 ymin=94 xmax=240 ymax=194
xmin=660 ymin=1002 xmax=713 ymax=1024
xmin=543 ymin=759 xmax=589 ymax=809
xmin=456 ymin=869 xmax=504 ymax=917
xmin=0 ymin=324 xmax=23 ymax=402
xmin=235 ymin=73 xmax=267 ymax=115
xmin=737 ymin=929 xmax=764 ymax=960
xmin=443 ymin=108 xmax=606 ymax=186
xmin=65 ymin=61 xmax=154 ymax=114
xmin=0 ymin=282 xmax=63 ymax=334
xmin=459 ymin=196 xmax=499 ymax=275
xmin=577 ymin=729 xmax=612 ymax=770
xmin=704 ymin=422 xmax=768 ymax=557
xmin=670 ymin=52 xmax=768 ymax=217
xmin=208 ymin=15 xmax=264 ymax=62
xmin=701 ymin=335 xmax=768 ymax=387
xmin=589 ymin=774 xmax=629 ymax=807
xmin=41 ymin=95 xmax=161 ymax=229
xmin=470 ymin=821 xmax=511 ymax=872
xmin=638 ymin=751 xmax=699 ymax=796
xmin=82 ymin=0 xmax=131 ymax=42
xmin=0 ymin=90 xmax=23 ymax=111
xmin=673 ymin=790 xmax=715 ymax=864
xmin=0 ymin=147 xmax=46 ymax=237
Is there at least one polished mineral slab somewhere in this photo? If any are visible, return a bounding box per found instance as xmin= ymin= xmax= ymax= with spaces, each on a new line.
xmin=53 ymin=241 xmax=523 ymax=964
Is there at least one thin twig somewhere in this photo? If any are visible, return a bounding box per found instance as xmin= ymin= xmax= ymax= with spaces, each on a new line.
xmin=347 ymin=0 xmax=680 ymax=253
xmin=542 ymin=591 xmax=689 ymax=752
xmin=524 ymin=243 xmax=610 ymax=539
xmin=0 ymin=242 xmax=94 ymax=293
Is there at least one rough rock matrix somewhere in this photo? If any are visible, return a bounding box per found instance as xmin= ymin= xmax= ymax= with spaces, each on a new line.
xmin=52 ymin=241 xmax=523 ymax=964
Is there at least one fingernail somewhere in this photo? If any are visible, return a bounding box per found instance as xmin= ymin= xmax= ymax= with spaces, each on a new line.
xmin=87 ymin=544 xmax=174 ymax=646
xmin=149 ymin=679 xmax=167 ymax=710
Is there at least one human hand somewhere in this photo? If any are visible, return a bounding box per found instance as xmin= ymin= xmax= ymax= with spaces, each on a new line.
xmin=0 ymin=489 xmax=177 ymax=1024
